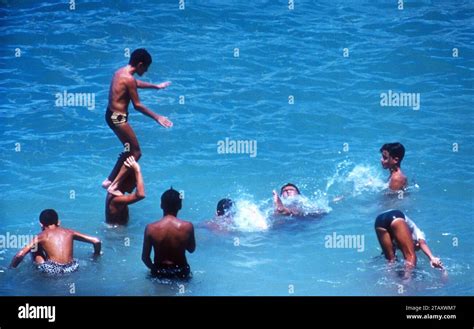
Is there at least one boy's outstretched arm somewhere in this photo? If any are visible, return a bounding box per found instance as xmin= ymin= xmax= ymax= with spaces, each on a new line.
xmin=73 ymin=231 xmax=101 ymax=255
xmin=127 ymin=77 xmax=173 ymax=128
xmin=419 ymin=239 xmax=444 ymax=269
xmin=136 ymin=80 xmax=171 ymax=90
xmin=10 ymin=236 xmax=39 ymax=268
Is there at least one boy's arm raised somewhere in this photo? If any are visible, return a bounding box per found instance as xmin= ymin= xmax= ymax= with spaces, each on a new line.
xmin=110 ymin=156 xmax=146 ymax=205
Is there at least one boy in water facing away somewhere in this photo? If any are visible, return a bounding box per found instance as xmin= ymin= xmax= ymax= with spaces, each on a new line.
xmin=142 ymin=188 xmax=196 ymax=280
xmin=380 ymin=142 xmax=407 ymax=191
xmin=10 ymin=209 xmax=101 ymax=275
xmin=103 ymin=48 xmax=173 ymax=195
xmin=374 ymin=209 xmax=443 ymax=279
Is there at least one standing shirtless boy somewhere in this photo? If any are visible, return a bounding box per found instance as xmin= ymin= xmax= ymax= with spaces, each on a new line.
xmin=103 ymin=48 xmax=173 ymax=194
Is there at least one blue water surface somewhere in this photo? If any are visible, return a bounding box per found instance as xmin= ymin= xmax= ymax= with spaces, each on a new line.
xmin=0 ymin=0 xmax=473 ymax=296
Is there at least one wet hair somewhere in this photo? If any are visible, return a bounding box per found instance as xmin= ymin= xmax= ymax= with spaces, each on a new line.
xmin=161 ymin=187 xmax=182 ymax=215
xmin=280 ymin=183 xmax=300 ymax=196
xmin=216 ymin=198 xmax=234 ymax=216
xmin=129 ymin=48 xmax=152 ymax=67
xmin=39 ymin=209 xmax=59 ymax=226
xmin=380 ymin=142 xmax=405 ymax=165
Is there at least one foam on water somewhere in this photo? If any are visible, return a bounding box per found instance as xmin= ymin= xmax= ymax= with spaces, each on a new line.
xmin=232 ymin=199 xmax=269 ymax=232
xmin=326 ymin=161 xmax=388 ymax=197
xmin=1 ymin=1 xmax=472 ymax=296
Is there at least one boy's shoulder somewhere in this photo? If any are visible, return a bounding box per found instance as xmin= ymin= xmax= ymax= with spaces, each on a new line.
xmin=168 ymin=217 xmax=194 ymax=233
xmin=392 ymin=169 xmax=407 ymax=181
xmin=389 ymin=170 xmax=407 ymax=190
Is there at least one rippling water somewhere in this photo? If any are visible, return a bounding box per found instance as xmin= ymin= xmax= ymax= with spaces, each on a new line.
xmin=0 ymin=0 xmax=473 ymax=296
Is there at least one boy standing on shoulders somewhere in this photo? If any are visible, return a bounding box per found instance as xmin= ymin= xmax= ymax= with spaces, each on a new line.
xmin=103 ymin=48 xmax=173 ymax=195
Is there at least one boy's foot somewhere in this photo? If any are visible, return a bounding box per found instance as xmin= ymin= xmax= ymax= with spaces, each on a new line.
xmin=102 ymin=179 xmax=112 ymax=189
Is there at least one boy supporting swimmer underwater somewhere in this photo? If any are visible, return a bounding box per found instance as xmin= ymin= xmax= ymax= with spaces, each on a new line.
xmin=380 ymin=142 xmax=407 ymax=191
xmin=103 ymin=48 xmax=173 ymax=195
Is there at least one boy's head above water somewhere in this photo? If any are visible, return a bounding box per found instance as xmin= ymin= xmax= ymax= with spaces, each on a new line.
xmin=39 ymin=209 xmax=59 ymax=227
xmin=280 ymin=183 xmax=300 ymax=198
xmin=380 ymin=142 xmax=405 ymax=169
xmin=161 ymin=187 xmax=182 ymax=216
xmin=129 ymin=48 xmax=152 ymax=76
xmin=216 ymin=198 xmax=234 ymax=217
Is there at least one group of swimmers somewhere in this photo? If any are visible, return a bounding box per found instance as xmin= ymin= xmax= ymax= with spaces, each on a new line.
xmin=10 ymin=49 xmax=443 ymax=282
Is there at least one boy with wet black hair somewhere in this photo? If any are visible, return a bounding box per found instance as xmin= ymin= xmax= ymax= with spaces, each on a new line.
xmin=10 ymin=209 xmax=101 ymax=275
xmin=380 ymin=142 xmax=407 ymax=191
xmin=142 ymin=188 xmax=196 ymax=279
xmin=216 ymin=198 xmax=234 ymax=217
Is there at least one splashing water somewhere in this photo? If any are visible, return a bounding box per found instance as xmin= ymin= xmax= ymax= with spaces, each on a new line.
xmin=347 ymin=165 xmax=388 ymax=195
xmin=281 ymin=193 xmax=332 ymax=217
xmin=231 ymin=199 xmax=269 ymax=232
xmin=326 ymin=161 xmax=387 ymax=197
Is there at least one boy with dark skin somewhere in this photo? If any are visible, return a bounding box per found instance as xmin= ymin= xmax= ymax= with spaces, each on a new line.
xmin=103 ymin=48 xmax=173 ymax=195
xmin=380 ymin=142 xmax=407 ymax=191
xmin=142 ymin=188 xmax=196 ymax=279
xmin=10 ymin=209 xmax=101 ymax=274
xmin=106 ymin=156 xmax=145 ymax=225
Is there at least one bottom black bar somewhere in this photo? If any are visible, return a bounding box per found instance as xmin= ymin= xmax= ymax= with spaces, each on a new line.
xmin=0 ymin=296 xmax=472 ymax=327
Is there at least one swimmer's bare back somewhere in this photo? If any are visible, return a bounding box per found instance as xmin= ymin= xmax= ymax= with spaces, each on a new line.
xmin=38 ymin=227 xmax=101 ymax=264
xmin=10 ymin=226 xmax=101 ymax=268
xmin=36 ymin=227 xmax=77 ymax=264
xmin=145 ymin=216 xmax=195 ymax=267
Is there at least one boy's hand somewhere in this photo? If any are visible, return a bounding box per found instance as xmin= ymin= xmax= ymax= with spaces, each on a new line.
xmin=156 ymin=115 xmax=173 ymax=128
xmin=430 ymin=257 xmax=444 ymax=269
xmin=273 ymin=190 xmax=284 ymax=212
xmin=124 ymin=156 xmax=140 ymax=172
xmin=156 ymin=81 xmax=171 ymax=89
xmin=92 ymin=250 xmax=102 ymax=262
